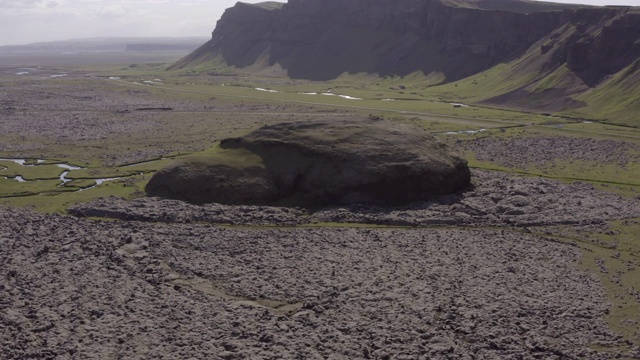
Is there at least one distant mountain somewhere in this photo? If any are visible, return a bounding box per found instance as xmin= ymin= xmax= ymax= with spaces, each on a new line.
xmin=172 ymin=0 xmax=640 ymax=123
xmin=0 ymin=37 xmax=209 ymax=54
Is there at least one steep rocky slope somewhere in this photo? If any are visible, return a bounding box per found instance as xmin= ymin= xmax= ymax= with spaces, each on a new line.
xmin=171 ymin=0 xmax=640 ymax=118
xmin=467 ymin=6 xmax=640 ymax=113
xmin=172 ymin=0 xmax=575 ymax=81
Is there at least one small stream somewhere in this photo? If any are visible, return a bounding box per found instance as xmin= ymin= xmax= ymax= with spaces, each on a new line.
xmin=299 ymin=91 xmax=363 ymax=100
xmin=0 ymin=158 xmax=133 ymax=192
xmin=438 ymin=129 xmax=487 ymax=135
xmin=56 ymin=163 xmax=83 ymax=186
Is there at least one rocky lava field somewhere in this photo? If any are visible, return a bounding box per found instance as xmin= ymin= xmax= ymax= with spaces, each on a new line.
xmin=2 ymin=169 xmax=640 ymax=359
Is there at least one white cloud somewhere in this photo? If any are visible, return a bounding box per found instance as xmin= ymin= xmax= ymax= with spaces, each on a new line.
xmin=92 ymin=3 xmax=129 ymax=17
xmin=0 ymin=0 xmax=43 ymax=8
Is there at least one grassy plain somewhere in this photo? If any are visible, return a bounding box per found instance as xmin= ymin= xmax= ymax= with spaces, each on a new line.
xmin=1 ymin=54 xmax=639 ymax=354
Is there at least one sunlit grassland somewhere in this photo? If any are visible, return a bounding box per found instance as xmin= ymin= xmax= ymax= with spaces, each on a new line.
xmin=76 ymin=61 xmax=560 ymax=125
xmin=468 ymin=152 xmax=640 ymax=198
xmin=421 ymin=60 xmax=541 ymax=102
xmin=567 ymin=60 xmax=640 ymax=127
xmin=559 ymin=122 xmax=640 ymax=139
xmin=0 ymin=161 xmax=65 ymax=180
xmin=0 ymin=174 xmax=148 ymax=214
xmin=105 ymin=76 xmax=564 ymax=128
xmin=0 ymin=179 xmax=67 ymax=199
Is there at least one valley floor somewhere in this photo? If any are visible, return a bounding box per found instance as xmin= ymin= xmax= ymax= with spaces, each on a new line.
xmin=1 ymin=58 xmax=639 ymax=359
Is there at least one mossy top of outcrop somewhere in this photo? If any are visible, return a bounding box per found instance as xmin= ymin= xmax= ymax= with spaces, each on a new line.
xmin=145 ymin=117 xmax=471 ymax=207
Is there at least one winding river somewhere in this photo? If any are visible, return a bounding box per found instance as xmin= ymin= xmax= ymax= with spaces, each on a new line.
xmin=0 ymin=158 xmax=133 ymax=193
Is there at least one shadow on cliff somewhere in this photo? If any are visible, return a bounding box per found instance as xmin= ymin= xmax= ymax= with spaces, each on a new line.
xmin=172 ymin=0 xmax=640 ymax=118
xmin=173 ymin=0 xmax=570 ymax=81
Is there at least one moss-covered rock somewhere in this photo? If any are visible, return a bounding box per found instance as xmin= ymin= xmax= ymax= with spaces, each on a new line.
xmin=145 ymin=117 xmax=470 ymax=206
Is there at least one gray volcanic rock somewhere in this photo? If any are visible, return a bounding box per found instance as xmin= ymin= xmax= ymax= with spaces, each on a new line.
xmin=145 ymin=117 xmax=470 ymax=206
xmin=0 ymin=206 xmax=626 ymax=359
xmin=82 ymin=169 xmax=640 ymax=227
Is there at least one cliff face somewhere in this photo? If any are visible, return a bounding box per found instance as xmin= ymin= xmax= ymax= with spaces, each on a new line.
xmin=172 ymin=0 xmax=640 ymax=93
xmin=173 ymin=0 xmax=567 ymax=81
xmin=562 ymin=9 xmax=640 ymax=86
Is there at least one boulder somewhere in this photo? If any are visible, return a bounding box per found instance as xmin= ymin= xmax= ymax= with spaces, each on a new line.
xmin=145 ymin=117 xmax=470 ymax=207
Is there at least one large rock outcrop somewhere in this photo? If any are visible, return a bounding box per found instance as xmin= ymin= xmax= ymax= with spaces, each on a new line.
xmin=145 ymin=117 xmax=470 ymax=207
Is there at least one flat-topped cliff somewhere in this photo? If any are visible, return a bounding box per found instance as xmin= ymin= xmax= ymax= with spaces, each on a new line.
xmin=170 ymin=0 xmax=640 ymax=118
xmin=171 ymin=0 xmax=637 ymax=81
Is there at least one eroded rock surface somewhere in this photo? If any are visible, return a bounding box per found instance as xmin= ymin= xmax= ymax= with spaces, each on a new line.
xmin=145 ymin=117 xmax=470 ymax=207
xmin=461 ymin=135 xmax=640 ymax=169
xmin=71 ymin=196 xmax=308 ymax=226
xmin=0 ymin=206 xmax=626 ymax=359
xmin=80 ymin=170 xmax=640 ymax=227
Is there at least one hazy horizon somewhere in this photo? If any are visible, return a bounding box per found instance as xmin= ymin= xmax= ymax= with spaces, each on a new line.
xmin=0 ymin=0 xmax=637 ymax=47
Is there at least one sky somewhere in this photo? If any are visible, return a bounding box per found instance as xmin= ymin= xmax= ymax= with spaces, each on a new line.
xmin=0 ymin=0 xmax=638 ymax=46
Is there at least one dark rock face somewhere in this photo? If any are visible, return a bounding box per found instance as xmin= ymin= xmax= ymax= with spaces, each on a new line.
xmin=171 ymin=0 xmax=639 ymax=89
xmin=172 ymin=0 xmax=570 ymax=81
xmin=145 ymin=118 xmax=470 ymax=207
xmin=564 ymin=9 xmax=640 ymax=86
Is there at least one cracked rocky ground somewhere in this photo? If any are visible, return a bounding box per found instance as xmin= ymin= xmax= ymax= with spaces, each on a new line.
xmin=3 ymin=170 xmax=640 ymax=359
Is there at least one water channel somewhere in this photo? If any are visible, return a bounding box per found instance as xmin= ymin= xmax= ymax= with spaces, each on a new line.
xmin=0 ymin=158 xmax=136 ymax=193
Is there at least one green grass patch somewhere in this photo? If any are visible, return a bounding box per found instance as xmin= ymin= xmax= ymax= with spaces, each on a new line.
xmin=0 ymin=174 xmax=149 ymax=214
xmin=184 ymin=145 xmax=265 ymax=170
xmin=529 ymin=65 xmax=571 ymax=93
xmin=560 ymin=122 xmax=640 ymax=139
xmin=0 ymin=178 xmax=65 ymax=198
xmin=423 ymin=61 xmax=540 ymax=103
xmin=569 ymin=60 xmax=640 ymax=127
xmin=467 ymin=152 xmax=640 ymax=188
xmin=147 ymin=78 xmax=552 ymax=126
xmin=542 ymin=159 xmax=640 ymax=186
xmin=0 ymin=161 xmax=64 ymax=180
xmin=63 ymin=179 xmax=96 ymax=189
xmin=69 ymin=166 xmax=150 ymax=179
